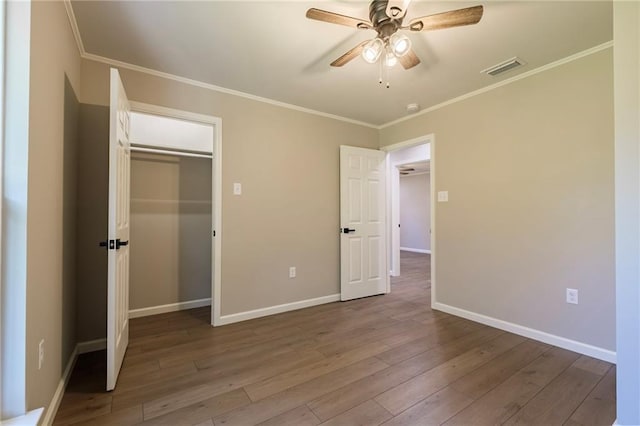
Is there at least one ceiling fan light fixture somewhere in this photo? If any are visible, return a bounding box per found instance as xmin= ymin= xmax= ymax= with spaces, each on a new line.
xmin=362 ymin=38 xmax=384 ymax=63
xmin=385 ymin=51 xmax=398 ymax=68
xmin=389 ymin=33 xmax=411 ymax=57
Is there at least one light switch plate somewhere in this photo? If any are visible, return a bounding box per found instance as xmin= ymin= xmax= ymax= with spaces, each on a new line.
xmin=437 ymin=191 xmax=449 ymax=202
xmin=233 ymin=183 xmax=242 ymax=195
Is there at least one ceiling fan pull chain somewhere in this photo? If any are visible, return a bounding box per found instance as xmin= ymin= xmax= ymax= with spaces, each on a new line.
xmin=378 ymin=58 xmax=383 ymax=85
xmin=384 ymin=59 xmax=390 ymax=88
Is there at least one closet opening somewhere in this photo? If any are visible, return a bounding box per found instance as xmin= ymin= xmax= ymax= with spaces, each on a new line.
xmin=128 ymin=105 xmax=222 ymax=325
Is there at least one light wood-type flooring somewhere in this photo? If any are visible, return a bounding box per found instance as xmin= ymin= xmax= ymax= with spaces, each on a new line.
xmin=54 ymin=252 xmax=616 ymax=425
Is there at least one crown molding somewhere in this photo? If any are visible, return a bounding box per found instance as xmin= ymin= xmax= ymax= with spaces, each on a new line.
xmin=63 ymin=0 xmax=85 ymax=55
xmin=80 ymin=52 xmax=379 ymax=129
xmin=62 ymin=1 xmax=378 ymax=129
xmin=379 ymin=40 xmax=614 ymax=129
xmin=63 ymin=0 xmax=613 ymax=132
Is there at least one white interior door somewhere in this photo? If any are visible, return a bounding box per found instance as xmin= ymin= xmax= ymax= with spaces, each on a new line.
xmin=107 ymin=68 xmax=131 ymax=391
xmin=340 ymin=146 xmax=388 ymax=301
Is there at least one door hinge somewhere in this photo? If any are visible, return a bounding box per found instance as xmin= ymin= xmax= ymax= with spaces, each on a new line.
xmin=213 ymin=230 xmax=216 ymax=237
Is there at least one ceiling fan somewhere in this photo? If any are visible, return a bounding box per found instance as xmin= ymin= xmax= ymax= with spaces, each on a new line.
xmin=306 ymin=0 xmax=483 ymax=74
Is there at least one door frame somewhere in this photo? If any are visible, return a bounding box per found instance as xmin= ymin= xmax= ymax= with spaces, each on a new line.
xmin=386 ymin=143 xmax=431 ymax=277
xmin=128 ymin=101 xmax=223 ymax=326
xmin=381 ymin=134 xmax=436 ymax=303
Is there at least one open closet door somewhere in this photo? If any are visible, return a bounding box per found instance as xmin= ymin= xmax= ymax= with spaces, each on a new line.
xmin=340 ymin=146 xmax=387 ymax=301
xmin=107 ymin=68 xmax=131 ymax=391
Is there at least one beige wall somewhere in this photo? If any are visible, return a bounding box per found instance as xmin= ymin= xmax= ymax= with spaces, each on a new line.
xmin=400 ymin=173 xmax=430 ymax=251
xmin=381 ymin=48 xmax=615 ymax=351
xmin=130 ymin=153 xmax=212 ymax=310
xmin=78 ymin=58 xmax=378 ymax=323
xmin=26 ymin=0 xmax=82 ymax=411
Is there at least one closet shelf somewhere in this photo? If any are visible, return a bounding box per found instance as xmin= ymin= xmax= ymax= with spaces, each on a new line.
xmin=131 ymin=198 xmax=212 ymax=205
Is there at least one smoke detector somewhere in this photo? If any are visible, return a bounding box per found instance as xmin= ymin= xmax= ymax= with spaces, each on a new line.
xmin=406 ymin=103 xmax=420 ymax=114
xmin=481 ymin=57 xmax=526 ymax=76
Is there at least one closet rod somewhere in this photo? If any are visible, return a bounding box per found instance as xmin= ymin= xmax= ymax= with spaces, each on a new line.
xmin=131 ymin=146 xmax=213 ymax=159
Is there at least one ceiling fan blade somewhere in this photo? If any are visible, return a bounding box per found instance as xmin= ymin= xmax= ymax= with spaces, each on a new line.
xmin=331 ymin=40 xmax=369 ymax=67
xmin=408 ymin=5 xmax=483 ymax=32
xmin=398 ymin=48 xmax=420 ymax=69
xmin=306 ymin=8 xmax=372 ymax=30
xmin=386 ymin=0 xmax=412 ymax=19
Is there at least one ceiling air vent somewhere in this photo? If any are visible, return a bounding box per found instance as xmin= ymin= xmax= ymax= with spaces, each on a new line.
xmin=482 ymin=57 xmax=526 ymax=76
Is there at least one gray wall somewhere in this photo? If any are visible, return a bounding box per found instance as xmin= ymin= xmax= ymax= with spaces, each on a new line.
xmin=400 ymin=173 xmax=430 ymax=251
xmin=381 ymin=48 xmax=615 ymax=352
xmin=62 ymin=76 xmax=79 ymax=376
xmin=130 ymin=153 xmax=212 ymax=310
xmin=76 ymin=104 xmax=109 ymax=343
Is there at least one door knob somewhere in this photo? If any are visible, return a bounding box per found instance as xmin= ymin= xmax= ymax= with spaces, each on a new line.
xmin=342 ymin=228 xmax=356 ymax=234
xmin=116 ymin=239 xmax=129 ymax=249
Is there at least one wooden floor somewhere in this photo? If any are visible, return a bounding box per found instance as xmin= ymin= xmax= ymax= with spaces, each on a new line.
xmin=54 ymin=252 xmax=616 ymax=425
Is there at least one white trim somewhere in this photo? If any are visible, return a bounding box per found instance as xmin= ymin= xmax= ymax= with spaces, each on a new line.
xmin=432 ymin=302 xmax=617 ymax=363
xmin=82 ymin=52 xmax=377 ymax=129
xmin=380 ymin=133 xmax=435 ymax=284
xmin=380 ymin=41 xmax=614 ymax=129
xmin=77 ymin=338 xmax=107 ymax=355
xmin=62 ymin=1 xmax=612 ymax=130
xmin=381 ymin=135 xmax=433 ymax=152
xmin=0 ymin=0 xmax=5 ymax=417
xmin=39 ymin=338 xmax=107 ymax=426
xmin=400 ymin=247 xmax=431 ymax=254
xmin=61 ymin=1 xmax=612 ymax=131
xmin=129 ymin=101 xmax=218 ymax=127
xmin=63 ymin=0 xmax=85 ymax=55
xmin=430 ymin=138 xmax=436 ymax=305
xmin=218 ymin=294 xmax=340 ymax=326
xmin=127 ymin=102 xmax=223 ymax=328
xmin=129 ymin=298 xmax=212 ymax=319
xmin=3 ymin=409 xmax=44 ymax=426
xmin=40 ymin=346 xmax=78 ymax=426
xmin=212 ymin=118 xmax=222 ymax=326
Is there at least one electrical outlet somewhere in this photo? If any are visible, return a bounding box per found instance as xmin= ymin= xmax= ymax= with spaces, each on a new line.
xmin=566 ymin=288 xmax=579 ymax=305
xmin=289 ymin=267 xmax=296 ymax=278
xmin=437 ymin=191 xmax=449 ymax=202
xmin=38 ymin=339 xmax=45 ymax=370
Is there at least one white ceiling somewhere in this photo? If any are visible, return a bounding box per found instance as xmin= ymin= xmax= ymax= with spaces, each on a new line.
xmin=70 ymin=1 xmax=612 ymax=126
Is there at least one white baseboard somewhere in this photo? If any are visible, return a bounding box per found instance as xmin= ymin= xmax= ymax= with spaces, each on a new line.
xmin=77 ymin=338 xmax=107 ymax=354
xmin=3 ymin=408 xmax=44 ymax=426
xmin=218 ymin=294 xmax=341 ymax=326
xmin=400 ymin=247 xmax=431 ymax=254
xmin=40 ymin=346 xmax=79 ymax=426
xmin=129 ymin=298 xmax=212 ymax=319
xmin=432 ymin=302 xmax=616 ymax=364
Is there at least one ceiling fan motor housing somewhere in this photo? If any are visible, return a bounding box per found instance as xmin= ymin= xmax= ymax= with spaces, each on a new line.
xmin=370 ymin=0 xmax=402 ymax=39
